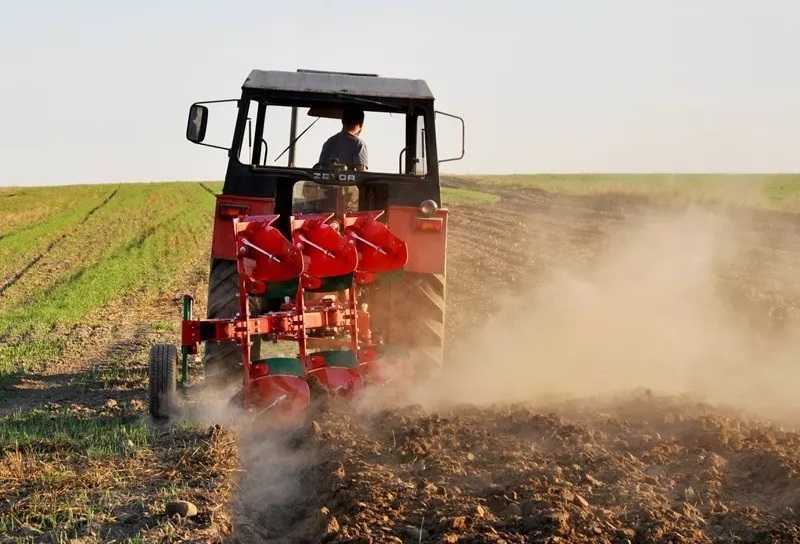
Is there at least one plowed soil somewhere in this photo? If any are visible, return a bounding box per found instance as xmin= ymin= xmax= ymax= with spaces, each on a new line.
xmin=234 ymin=400 xmax=800 ymax=544
xmin=230 ymin=181 xmax=800 ymax=543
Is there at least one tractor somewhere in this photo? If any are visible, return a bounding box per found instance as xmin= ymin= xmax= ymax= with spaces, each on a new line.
xmin=148 ymin=69 xmax=464 ymax=420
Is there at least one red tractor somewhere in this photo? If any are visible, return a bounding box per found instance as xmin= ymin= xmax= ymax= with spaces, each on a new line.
xmin=148 ymin=69 xmax=464 ymax=420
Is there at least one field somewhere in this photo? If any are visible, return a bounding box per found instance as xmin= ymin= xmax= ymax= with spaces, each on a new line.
xmin=2 ymin=176 xmax=800 ymax=543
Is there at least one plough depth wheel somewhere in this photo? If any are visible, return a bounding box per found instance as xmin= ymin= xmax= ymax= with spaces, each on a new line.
xmin=148 ymin=343 xmax=178 ymax=419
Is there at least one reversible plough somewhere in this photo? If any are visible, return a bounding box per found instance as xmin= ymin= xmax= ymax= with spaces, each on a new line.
xmin=150 ymin=211 xmax=409 ymax=420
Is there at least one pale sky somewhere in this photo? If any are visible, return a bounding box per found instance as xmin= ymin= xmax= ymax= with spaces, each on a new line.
xmin=2 ymin=1 xmax=799 ymax=186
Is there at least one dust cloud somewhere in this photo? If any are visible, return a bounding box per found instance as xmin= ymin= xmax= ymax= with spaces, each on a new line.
xmin=231 ymin=430 xmax=317 ymax=543
xmin=186 ymin=383 xmax=318 ymax=543
xmin=418 ymin=207 xmax=800 ymax=423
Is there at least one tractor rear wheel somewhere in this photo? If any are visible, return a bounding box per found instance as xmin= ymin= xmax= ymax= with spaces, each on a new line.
xmin=408 ymin=272 xmax=445 ymax=374
xmin=387 ymin=271 xmax=445 ymax=377
xmin=148 ymin=343 xmax=177 ymax=419
xmin=203 ymin=259 xmax=261 ymax=384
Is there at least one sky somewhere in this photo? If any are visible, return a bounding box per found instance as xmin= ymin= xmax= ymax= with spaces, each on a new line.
xmin=1 ymin=0 xmax=799 ymax=186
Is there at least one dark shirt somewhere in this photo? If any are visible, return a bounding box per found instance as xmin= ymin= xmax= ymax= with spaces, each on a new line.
xmin=318 ymin=131 xmax=368 ymax=170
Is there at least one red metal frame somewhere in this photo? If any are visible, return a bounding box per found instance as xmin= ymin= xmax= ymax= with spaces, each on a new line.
xmin=182 ymin=210 xmax=412 ymax=415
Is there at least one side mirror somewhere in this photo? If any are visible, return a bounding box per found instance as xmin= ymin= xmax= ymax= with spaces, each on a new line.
xmin=436 ymin=110 xmax=465 ymax=163
xmin=186 ymin=104 xmax=208 ymax=143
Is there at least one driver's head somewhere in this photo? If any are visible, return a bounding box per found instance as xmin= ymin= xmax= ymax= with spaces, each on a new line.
xmin=342 ymin=107 xmax=365 ymax=135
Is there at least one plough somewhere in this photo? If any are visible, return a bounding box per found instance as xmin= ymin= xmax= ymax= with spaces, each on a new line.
xmin=149 ymin=211 xmax=409 ymax=419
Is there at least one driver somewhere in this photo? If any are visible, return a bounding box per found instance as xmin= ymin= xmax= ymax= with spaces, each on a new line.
xmin=318 ymin=107 xmax=368 ymax=170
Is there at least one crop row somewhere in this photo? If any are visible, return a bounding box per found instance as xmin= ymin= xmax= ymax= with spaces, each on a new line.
xmin=0 ymin=182 xmax=218 ymax=380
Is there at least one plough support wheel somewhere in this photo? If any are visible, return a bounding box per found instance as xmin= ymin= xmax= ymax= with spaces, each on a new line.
xmin=149 ymin=343 xmax=178 ymax=419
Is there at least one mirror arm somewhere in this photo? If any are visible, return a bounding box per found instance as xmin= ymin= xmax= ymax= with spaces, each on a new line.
xmin=195 ymin=142 xmax=232 ymax=151
xmin=193 ymin=98 xmax=241 ymax=106
xmin=435 ymin=110 xmax=465 ymax=163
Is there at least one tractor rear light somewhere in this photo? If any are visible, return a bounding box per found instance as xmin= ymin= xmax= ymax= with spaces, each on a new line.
xmin=414 ymin=217 xmax=443 ymax=232
xmin=219 ymin=204 xmax=248 ymax=218
xmin=418 ymin=199 xmax=438 ymax=216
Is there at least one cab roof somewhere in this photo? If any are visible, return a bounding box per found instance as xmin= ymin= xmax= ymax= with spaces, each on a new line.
xmin=243 ymin=69 xmax=434 ymax=100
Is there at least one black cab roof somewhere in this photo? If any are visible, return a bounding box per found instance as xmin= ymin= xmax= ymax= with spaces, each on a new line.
xmin=243 ymin=69 xmax=434 ymax=101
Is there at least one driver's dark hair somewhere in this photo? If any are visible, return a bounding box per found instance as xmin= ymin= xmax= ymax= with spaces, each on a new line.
xmin=342 ymin=107 xmax=365 ymax=130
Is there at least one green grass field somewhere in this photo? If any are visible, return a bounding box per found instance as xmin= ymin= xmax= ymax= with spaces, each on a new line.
xmin=0 ymin=181 xmax=231 ymax=542
xmin=0 ymin=182 xmax=218 ymax=381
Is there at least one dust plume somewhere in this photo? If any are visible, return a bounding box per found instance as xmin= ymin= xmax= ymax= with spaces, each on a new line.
xmin=420 ymin=206 xmax=800 ymax=422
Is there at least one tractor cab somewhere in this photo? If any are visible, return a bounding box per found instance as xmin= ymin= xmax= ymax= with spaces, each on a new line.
xmin=187 ymin=69 xmax=463 ymax=221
